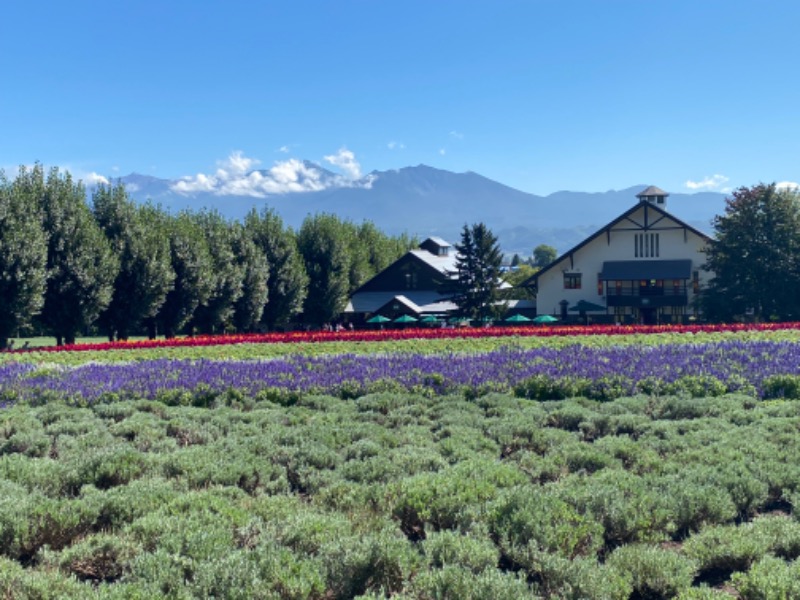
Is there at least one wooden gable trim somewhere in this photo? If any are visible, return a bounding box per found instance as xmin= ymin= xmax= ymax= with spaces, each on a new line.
xmin=521 ymin=201 xmax=714 ymax=288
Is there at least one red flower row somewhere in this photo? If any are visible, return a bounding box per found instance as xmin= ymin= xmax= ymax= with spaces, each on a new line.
xmin=15 ymin=321 xmax=800 ymax=353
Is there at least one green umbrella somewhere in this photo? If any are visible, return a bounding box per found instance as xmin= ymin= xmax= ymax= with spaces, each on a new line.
xmin=366 ymin=314 xmax=391 ymax=324
xmin=420 ymin=315 xmax=440 ymax=323
xmin=505 ymin=314 xmax=532 ymax=323
xmin=393 ymin=314 xmax=419 ymax=323
xmin=568 ymin=300 xmax=607 ymax=312
xmin=533 ymin=314 xmax=559 ymax=324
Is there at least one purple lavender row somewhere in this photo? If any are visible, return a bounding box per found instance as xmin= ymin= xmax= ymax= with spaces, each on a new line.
xmin=1 ymin=339 xmax=800 ymax=402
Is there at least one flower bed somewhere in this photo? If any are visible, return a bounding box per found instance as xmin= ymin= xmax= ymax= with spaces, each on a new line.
xmin=5 ymin=338 xmax=800 ymax=403
xmin=10 ymin=321 xmax=800 ymax=354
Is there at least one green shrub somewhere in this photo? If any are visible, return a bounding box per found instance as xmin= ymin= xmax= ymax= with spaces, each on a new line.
xmin=392 ymin=459 xmax=527 ymax=537
xmin=39 ymin=532 xmax=139 ymax=583
xmin=489 ymin=487 xmax=604 ymax=569
xmin=606 ymin=544 xmax=697 ymax=598
xmin=585 ymin=375 xmax=635 ymax=401
xmin=422 ymin=529 xmax=499 ymax=574
xmin=513 ymin=375 xmax=590 ymax=400
xmin=558 ymin=470 xmax=675 ymax=547
xmin=532 ymin=553 xmax=632 ymax=600
xmin=667 ymin=375 xmax=728 ymax=398
xmin=320 ymin=530 xmax=420 ymax=599
xmin=409 ymin=564 xmax=536 ymax=600
xmin=731 ymin=555 xmax=800 ymax=599
xmin=683 ymin=522 xmax=771 ymax=577
xmin=0 ymin=555 xmax=90 ymax=599
xmin=762 ymin=375 xmax=800 ymax=400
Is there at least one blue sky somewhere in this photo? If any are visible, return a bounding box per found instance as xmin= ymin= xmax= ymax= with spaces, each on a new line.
xmin=1 ymin=0 xmax=798 ymax=196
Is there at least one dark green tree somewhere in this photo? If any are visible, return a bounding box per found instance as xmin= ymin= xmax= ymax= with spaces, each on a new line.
xmin=189 ymin=210 xmax=244 ymax=334
xmin=244 ymin=208 xmax=308 ymax=330
xmin=93 ymin=185 xmax=175 ymax=340
xmin=39 ymin=168 xmax=119 ymax=345
xmin=297 ymin=213 xmax=351 ymax=326
xmin=156 ymin=212 xmax=214 ymax=338
xmin=231 ymin=222 xmax=269 ymax=332
xmin=703 ymin=183 xmax=800 ymax=322
xmin=533 ymin=244 xmax=558 ymax=268
xmin=450 ymin=223 xmax=504 ymax=320
xmin=0 ymin=166 xmax=48 ymax=349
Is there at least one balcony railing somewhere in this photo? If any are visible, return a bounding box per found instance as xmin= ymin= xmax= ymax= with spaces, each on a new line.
xmin=606 ymin=286 xmax=688 ymax=308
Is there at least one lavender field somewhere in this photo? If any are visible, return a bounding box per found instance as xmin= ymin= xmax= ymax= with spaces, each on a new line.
xmin=3 ymin=337 xmax=800 ymax=404
xmin=2 ymin=332 xmax=800 ymax=598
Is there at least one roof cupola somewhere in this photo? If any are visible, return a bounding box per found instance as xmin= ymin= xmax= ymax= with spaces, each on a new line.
xmin=636 ymin=185 xmax=669 ymax=209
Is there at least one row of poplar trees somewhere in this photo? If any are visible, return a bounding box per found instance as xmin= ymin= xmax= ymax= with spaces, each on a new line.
xmin=0 ymin=165 xmax=414 ymax=348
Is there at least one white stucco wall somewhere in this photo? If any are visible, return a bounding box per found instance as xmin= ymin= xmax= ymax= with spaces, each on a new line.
xmin=536 ymin=203 xmax=711 ymax=318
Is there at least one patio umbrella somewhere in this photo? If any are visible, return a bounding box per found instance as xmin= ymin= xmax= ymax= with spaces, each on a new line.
xmin=448 ymin=316 xmax=470 ymax=324
xmin=505 ymin=314 xmax=532 ymax=323
xmin=366 ymin=315 xmax=391 ymax=324
xmin=532 ymin=314 xmax=559 ymax=323
xmin=393 ymin=314 xmax=419 ymax=323
xmin=568 ymin=300 xmax=607 ymax=312
xmin=419 ymin=315 xmax=440 ymax=323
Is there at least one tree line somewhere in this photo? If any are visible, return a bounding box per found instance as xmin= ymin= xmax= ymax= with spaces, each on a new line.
xmin=0 ymin=165 xmax=415 ymax=348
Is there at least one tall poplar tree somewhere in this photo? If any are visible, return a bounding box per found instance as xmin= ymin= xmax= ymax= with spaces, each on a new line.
xmin=93 ymin=184 xmax=174 ymax=340
xmin=39 ymin=168 xmax=119 ymax=345
xmin=188 ymin=210 xmax=244 ymax=334
xmin=297 ymin=213 xmax=351 ymax=326
xmin=244 ymin=208 xmax=308 ymax=330
xmin=231 ymin=222 xmax=269 ymax=332
xmin=0 ymin=166 xmax=48 ymax=349
xmin=156 ymin=212 xmax=214 ymax=338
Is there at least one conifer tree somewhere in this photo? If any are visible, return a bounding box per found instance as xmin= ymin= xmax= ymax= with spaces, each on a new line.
xmin=450 ymin=222 xmax=504 ymax=321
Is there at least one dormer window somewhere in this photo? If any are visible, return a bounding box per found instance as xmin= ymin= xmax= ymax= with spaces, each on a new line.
xmin=419 ymin=237 xmax=453 ymax=256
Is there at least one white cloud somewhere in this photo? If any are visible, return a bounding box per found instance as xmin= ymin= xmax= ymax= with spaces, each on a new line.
xmin=387 ymin=141 xmax=405 ymax=150
xmin=776 ymin=181 xmax=800 ymax=191
xmin=171 ymin=149 xmax=374 ymax=198
xmin=449 ymin=130 xmax=464 ymax=140
xmin=323 ymin=147 xmax=362 ymax=180
xmin=82 ymin=172 xmax=110 ymax=186
xmin=278 ymin=145 xmax=290 ymax=153
xmin=685 ymin=174 xmax=729 ymax=191
xmin=439 ymin=148 xmax=446 ymax=156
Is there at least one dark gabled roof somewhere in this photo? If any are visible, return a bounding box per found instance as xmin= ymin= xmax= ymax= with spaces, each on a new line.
xmin=636 ymin=185 xmax=669 ymax=198
xmin=422 ymin=236 xmax=452 ymax=248
xmin=350 ymin=248 xmax=458 ymax=295
xmin=520 ymin=201 xmax=713 ymax=288
xmin=599 ymin=259 xmax=692 ymax=280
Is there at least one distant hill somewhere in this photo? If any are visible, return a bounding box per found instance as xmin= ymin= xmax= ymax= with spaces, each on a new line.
xmin=111 ymin=164 xmax=726 ymax=256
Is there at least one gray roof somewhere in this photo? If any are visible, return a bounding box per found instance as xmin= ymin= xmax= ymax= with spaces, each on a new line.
xmin=599 ymin=259 xmax=692 ymax=280
xmin=422 ymin=236 xmax=452 ymax=248
xmin=409 ymin=249 xmax=459 ymax=276
xmin=636 ymin=185 xmax=669 ymax=197
xmin=345 ymin=291 xmax=458 ymax=314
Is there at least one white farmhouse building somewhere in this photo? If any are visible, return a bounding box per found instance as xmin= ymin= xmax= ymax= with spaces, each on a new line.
xmin=523 ymin=186 xmax=713 ymax=325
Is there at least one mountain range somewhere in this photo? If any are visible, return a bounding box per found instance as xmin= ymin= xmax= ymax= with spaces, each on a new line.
xmin=114 ymin=164 xmax=726 ymax=256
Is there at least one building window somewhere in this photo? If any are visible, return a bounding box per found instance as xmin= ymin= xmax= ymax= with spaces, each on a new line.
xmin=635 ymin=233 xmax=660 ymax=258
xmin=564 ymin=273 xmax=582 ymax=289
xmin=404 ymin=272 xmax=418 ymax=290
